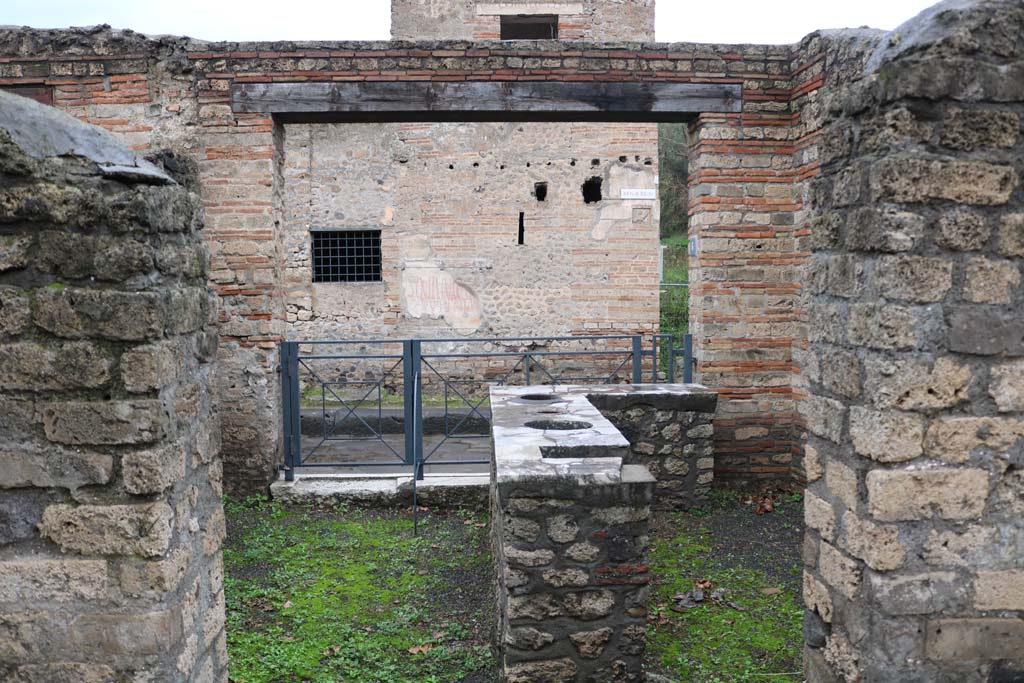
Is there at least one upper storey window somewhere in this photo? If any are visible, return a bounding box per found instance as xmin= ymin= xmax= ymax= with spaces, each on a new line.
xmin=500 ymin=15 xmax=558 ymax=40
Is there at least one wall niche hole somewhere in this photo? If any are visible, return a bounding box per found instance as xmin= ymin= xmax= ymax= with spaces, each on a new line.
xmin=582 ymin=177 xmax=603 ymax=204
xmin=518 ymin=212 xmax=525 ymax=245
xmin=534 ymin=182 xmax=548 ymax=202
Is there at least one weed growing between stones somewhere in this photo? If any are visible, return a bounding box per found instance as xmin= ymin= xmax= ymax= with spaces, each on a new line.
xmin=645 ymin=491 xmax=805 ymax=682
xmin=222 ymin=499 xmax=495 ymax=682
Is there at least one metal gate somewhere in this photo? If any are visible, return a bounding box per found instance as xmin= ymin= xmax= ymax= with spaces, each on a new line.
xmin=279 ymin=334 xmax=693 ymax=481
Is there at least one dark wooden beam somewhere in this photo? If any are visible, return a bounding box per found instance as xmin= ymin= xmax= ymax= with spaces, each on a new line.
xmin=231 ymin=81 xmax=741 ymax=122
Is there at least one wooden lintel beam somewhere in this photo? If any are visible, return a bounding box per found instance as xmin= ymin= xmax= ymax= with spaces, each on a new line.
xmin=230 ymin=81 xmax=742 ymax=120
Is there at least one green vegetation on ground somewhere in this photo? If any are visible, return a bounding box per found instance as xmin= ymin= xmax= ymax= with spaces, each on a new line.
xmin=645 ymin=491 xmax=805 ymax=683
xmin=223 ymin=500 xmax=494 ymax=683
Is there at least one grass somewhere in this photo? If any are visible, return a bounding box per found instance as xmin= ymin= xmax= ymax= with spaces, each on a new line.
xmin=223 ymin=499 xmax=495 ymax=683
xmin=223 ymin=493 xmax=805 ymax=683
xmin=645 ymin=491 xmax=805 ymax=683
xmin=661 ymin=234 xmax=689 ymax=341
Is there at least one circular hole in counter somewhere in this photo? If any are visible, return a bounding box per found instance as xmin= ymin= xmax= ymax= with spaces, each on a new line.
xmin=524 ymin=419 xmax=593 ymax=431
xmin=519 ymin=393 xmax=561 ymax=402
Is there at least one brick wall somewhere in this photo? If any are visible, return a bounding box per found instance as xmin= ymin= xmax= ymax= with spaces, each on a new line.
xmin=0 ymin=26 xmax=864 ymax=491
xmin=802 ymin=1 xmax=1024 ymax=679
xmin=0 ymin=91 xmax=225 ymax=683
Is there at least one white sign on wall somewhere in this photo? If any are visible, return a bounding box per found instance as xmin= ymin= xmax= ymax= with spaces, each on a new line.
xmin=620 ymin=188 xmax=657 ymax=200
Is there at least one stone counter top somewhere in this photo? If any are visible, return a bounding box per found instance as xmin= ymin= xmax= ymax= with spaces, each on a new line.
xmin=489 ymin=383 xmax=716 ymax=487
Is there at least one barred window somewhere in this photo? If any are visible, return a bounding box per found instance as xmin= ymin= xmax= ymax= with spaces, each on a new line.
xmin=311 ymin=230 xmax=382 ymax=283
xmin=500 ymin=15 xmax=558 ymax=40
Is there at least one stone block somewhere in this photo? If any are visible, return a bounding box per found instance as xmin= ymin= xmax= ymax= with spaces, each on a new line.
xmin=948 ymin=307 xmax=1024 ymax=355
xmin=963 ymin=257 xmax=1020 ymax=304
xmin=803 ymin=570 xmax=834 ymax=623
xmin=543 ymin=568 xmax=589 ymax=588
xmin=998 ymin=213 xmax=1024 ymax=257
xmin=845 ymin=207 xmax=924 ymax=253
xmin=0 ymin=234 xmax=32 ymax=272
xmin=820 ymin=347 xmax=860 ymax=399
xmin=873 ymin=255 xmax=952 ymax=303
xmin=505 ymin=627 xmax=554 ymax=651
xmin=119 ymin=547 xmax=192 ymax=598
xmin=826 ymin=460 xmax=858 ymax=511
xmin=39 ymin=503 xmax=174 ymax=557
xmin=867 ymin=571 xmax=961 ymax=615
xmin=0 ymin=341 xmax=112 ymax=391
xmin=0 ymin=447 xmax=112 ymax=491
xmin=505 ymin=658 xmax=577 ymax=683
xmin=990 ymin=360 xmax=1024 ymax=412
xmin=5 ymin=662 xmax=117 ymax=683
xmin=547 ymin=514 xmax=579 ymax=543
xmin=121 ymin=340 xmax=187 ymax=393
xmin=925 ymin=618 xmax=1024 ymax=661
xmin=570 ymin=627 xmax=613 ymax=659
xmin=940 ymin=108 xmax=1020 ymax=150
xmin=804 ymin=490 xmax=836 ymax=541
xmin=840 ymin=513 xmax=906 ymax=571
xmin=0 ymin=560 xmax=108 ymax=602
xmin=801 ymin=394 xmax=845 ymax=444
xmin=936 ymin=210 xmax=989 ymax=251
xmin=0 ymin=286 xmax=30 ymax=337
xmin=819 ymin=542 xmax=861 ymax=600
xmin=870 ymin=158 xmax=1018 ymax=206
xmin=505 ymin=546 xmax=555 ymax=568
xmin=123 ymin=441 xmax=188 ymax=494
xmin=0 ymin=489 xmax=46 ymax=546
xmin=33 ymin=287 xmax=165 ymax=341
xmin=863 ymin=356 xmax=971 ymax=411
xmin=866 ymin=469 xmax=989 ymax=521
xmin=805 ymin=443 xmax=823 ymax=482
xmin=508 ymin=594 xmax=561 ymax=620
xmin=974 ymin=571 xmax=1024 ymax=611
xmin=923 ymin=525 xmax=998 ymax=568
xmin=847 ymin=303 xmax=920 ymax=350
xmin=924 ymin=417 xmax=1024 ymax=464
xmin=562 ymin=590 xmax=616 ymax=620
xmin=566 ymin=542 xmax=600 ymax=562
xmin=849 ymin=407 xmax=923 ymax=462
xmin=40 ymin=400 xmax=167 ymax=446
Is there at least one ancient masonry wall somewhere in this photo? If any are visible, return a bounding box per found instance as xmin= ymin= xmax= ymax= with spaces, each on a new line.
xmin=0 ymin=28 xmax=827 ymax=491
xmin=802 ymin=1 xmax=1024 ymax=680
xmin=588 ymin=386 xmax=717 ymax=509
xmin=280 ymin=121 xmax=660 ymax=343
xmin=0 ymin=92 xmax=225 ymax=682
xmin=391 ymin=0 xmax=655 ymax=42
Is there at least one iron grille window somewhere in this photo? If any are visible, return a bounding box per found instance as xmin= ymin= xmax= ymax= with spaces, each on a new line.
xmin=311 ymin=230 xmax=382 ymax=283
xmin=500 ymin=15 xmax=558 ymax=40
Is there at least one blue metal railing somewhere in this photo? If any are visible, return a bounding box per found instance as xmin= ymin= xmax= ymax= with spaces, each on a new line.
xmin=280 ymin=333 xmax=694 ymax=482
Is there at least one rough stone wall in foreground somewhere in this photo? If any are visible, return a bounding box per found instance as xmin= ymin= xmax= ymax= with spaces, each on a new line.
xmin=802 ymin=1 xmax=1024 ymax=680
xmin=0 ymin=92 xmax=226 ymax=683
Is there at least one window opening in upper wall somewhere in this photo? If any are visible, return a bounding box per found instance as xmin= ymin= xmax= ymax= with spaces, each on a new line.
xmin=311 ymin=229 xmax=382 ymax=283
xmin=500 ymin=15 xmax=558 ymax=40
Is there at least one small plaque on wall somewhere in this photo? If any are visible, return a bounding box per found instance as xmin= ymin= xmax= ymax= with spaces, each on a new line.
xmin=620 ymin=188 xmax=657 ymax=200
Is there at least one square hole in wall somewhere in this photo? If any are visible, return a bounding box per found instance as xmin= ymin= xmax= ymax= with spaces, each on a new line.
xmin=500 ymin=15 xmax=558 ymax=40
xmin=311 ymin=229 xmax=382 ymax=283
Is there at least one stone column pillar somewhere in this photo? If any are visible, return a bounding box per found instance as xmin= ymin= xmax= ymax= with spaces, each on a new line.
xmin=803 ymin=1 xmax=1024 ymax=680
xmin=0 ymin=92 xmax=226 ymax=682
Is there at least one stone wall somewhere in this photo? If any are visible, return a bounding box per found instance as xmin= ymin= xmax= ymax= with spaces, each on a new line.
xmin=0 ymin=25 xmax=823 ymax=491
xmin=802 ymin=1 xmax=1024 ymax=680
xmin=0 ymin=91 xmax=226 ymax=683
xmin=587 ymin=385 xmax=717 ymax=509
xmin=280 ymin=121 xmax=660 ymax=343
xmin=391 ymin=0 xmax=655 ymax=41
xmin=490 ymin=386 xmax=654 ymax=682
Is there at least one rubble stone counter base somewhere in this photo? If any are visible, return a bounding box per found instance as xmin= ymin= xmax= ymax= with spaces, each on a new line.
xmin=0 ymin=90 xmax=226 ymax=683
xmin=489 ymin=383 xmax=715 ymax=683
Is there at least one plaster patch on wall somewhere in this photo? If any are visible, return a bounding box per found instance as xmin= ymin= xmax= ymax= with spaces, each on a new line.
xmin=402 ymin=263 xmax=483 ymax=334
xmin=591 ymin=165 xmax=658 ymax=240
